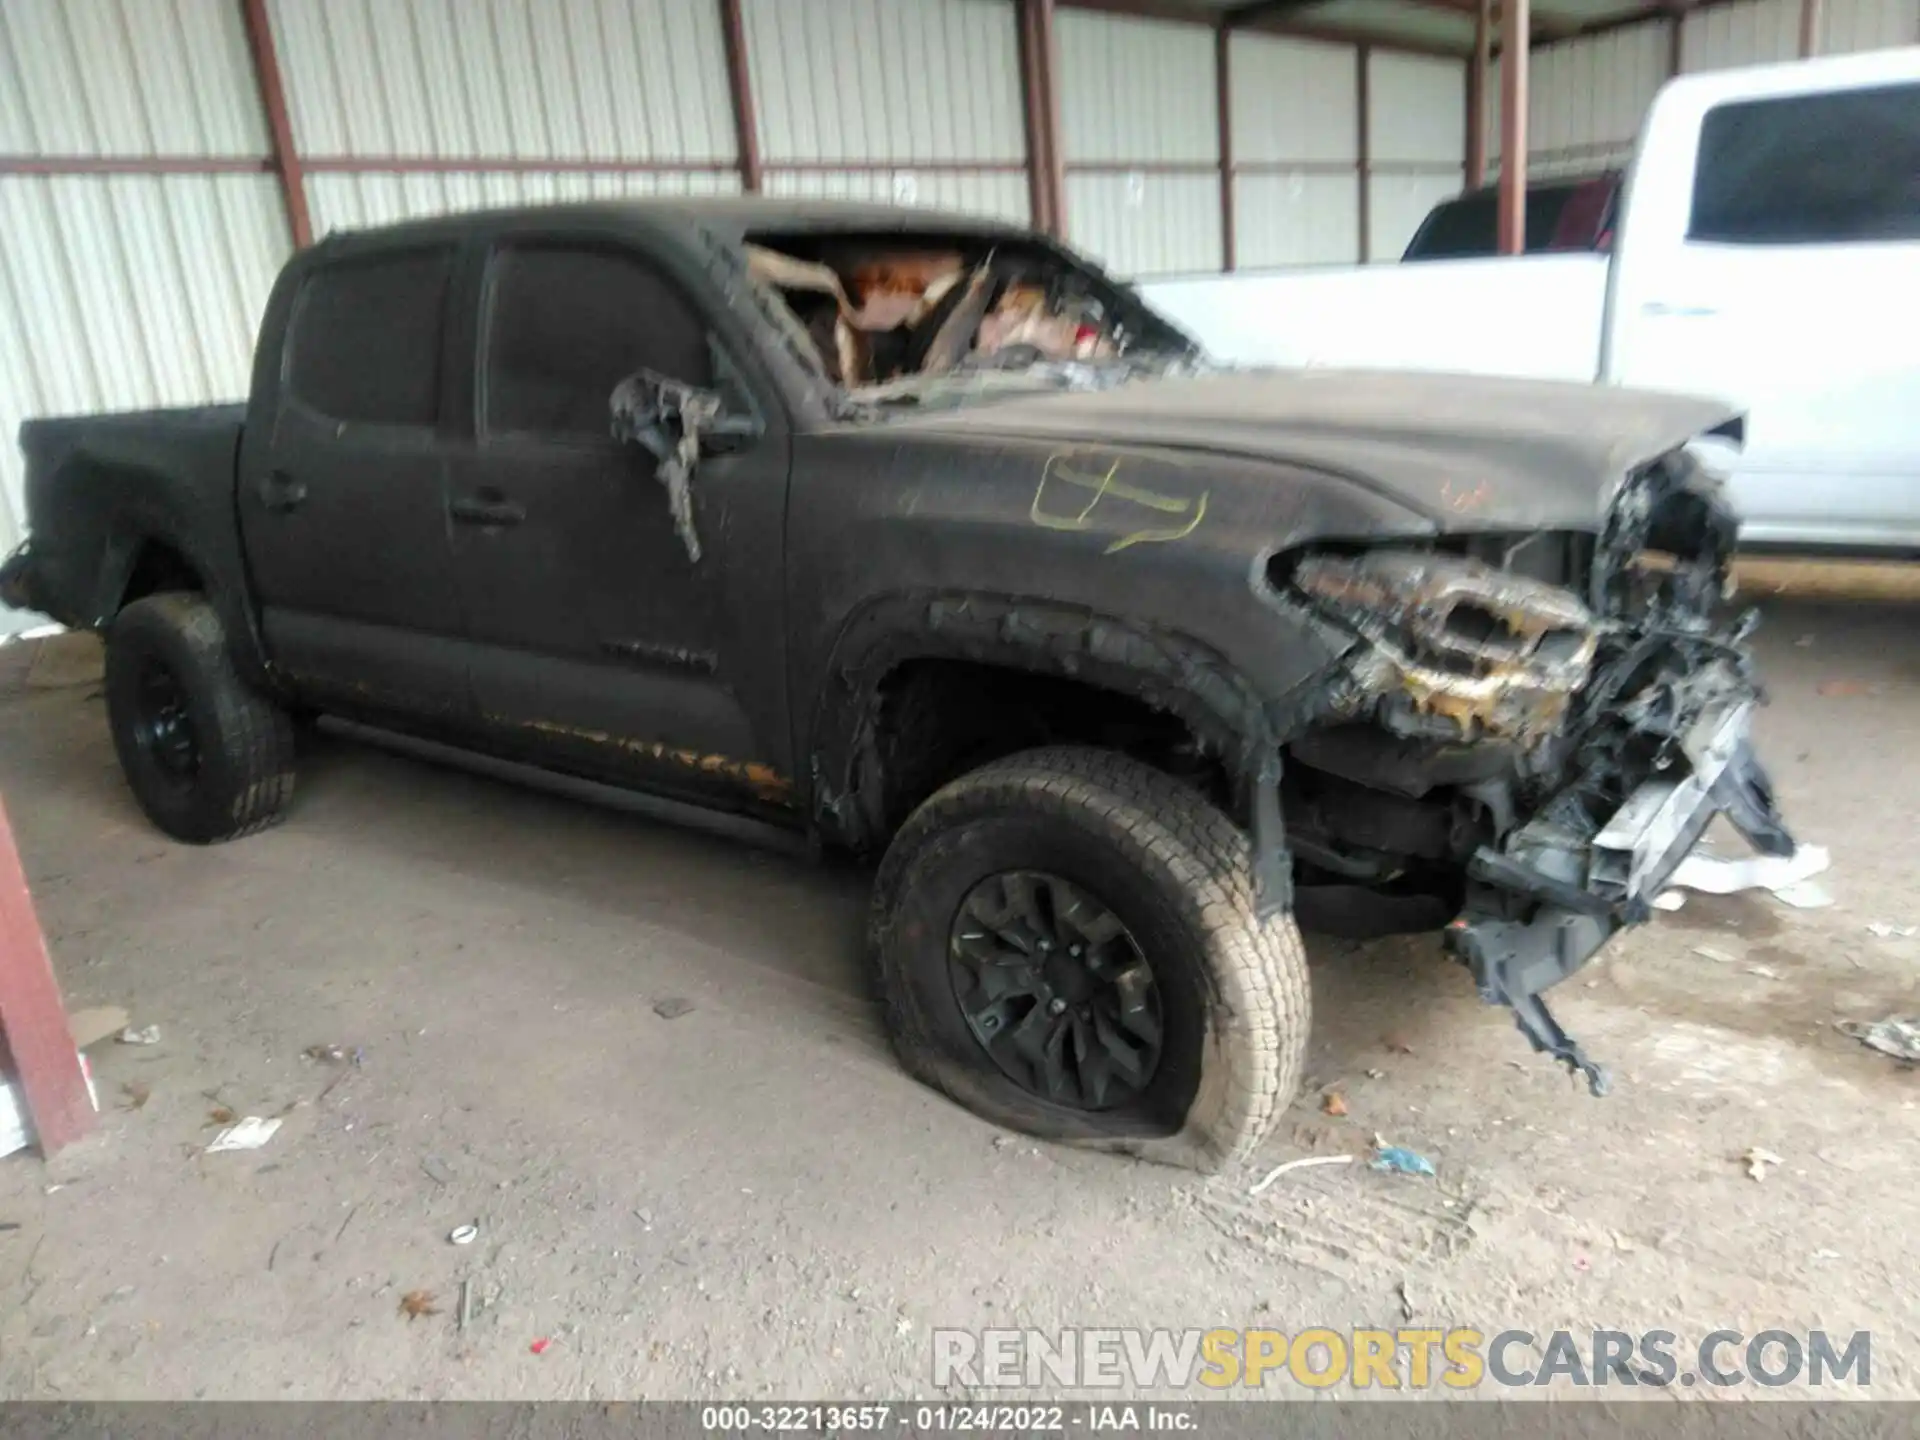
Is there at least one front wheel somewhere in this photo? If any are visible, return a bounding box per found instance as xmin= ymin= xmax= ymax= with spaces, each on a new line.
xmin=105 ymin=593 xmax=296 ymax=843
xmin=869 ymin=747 xmax=1310 ymax=1171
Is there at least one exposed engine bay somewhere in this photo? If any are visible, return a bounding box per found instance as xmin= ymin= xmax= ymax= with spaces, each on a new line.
xmin=1276 ymin=449 xmax=1794 ymax=1092
xmin=742 ymin=232 xmax=1177 ymax=390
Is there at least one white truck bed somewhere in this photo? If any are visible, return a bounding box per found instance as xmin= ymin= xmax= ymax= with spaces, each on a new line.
xmin=1140 ymin=254 xmax=1610 ymax=384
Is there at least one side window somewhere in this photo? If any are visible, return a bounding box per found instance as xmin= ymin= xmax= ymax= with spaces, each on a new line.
xmin=483 ymin=245 xmax=715 ymax=441
xmin=286 ymin=248 xmax=452 ymax=426
xmin=1690 ymin=82 xmax=1920 ymax=245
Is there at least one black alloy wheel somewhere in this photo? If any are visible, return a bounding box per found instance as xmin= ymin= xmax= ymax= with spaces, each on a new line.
xmin=947 ymin=869 xmax=1163 ymax=1110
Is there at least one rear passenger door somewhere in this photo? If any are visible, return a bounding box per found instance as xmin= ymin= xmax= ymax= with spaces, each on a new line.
xmin=238 ymin=244 xmax=471 ymax=718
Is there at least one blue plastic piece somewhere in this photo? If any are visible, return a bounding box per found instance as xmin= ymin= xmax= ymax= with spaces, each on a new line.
xmin=1371 ymin=1145 xmax=1437 ymax=1178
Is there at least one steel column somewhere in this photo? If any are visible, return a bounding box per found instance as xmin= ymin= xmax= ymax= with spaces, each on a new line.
xmin=239 ymin=0 xmax=312 ymax=248
xmin=1497 ymin=0 xmax=1529 ymax=255
xmin=718 ymin=0 xmax=763 ymax=193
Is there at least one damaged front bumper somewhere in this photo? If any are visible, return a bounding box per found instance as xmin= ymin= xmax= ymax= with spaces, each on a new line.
xmin=1285 ymin=453 xmax=1797 ymax=1093
xmin=1448 ymin=697 xmax=1794 ymax=1095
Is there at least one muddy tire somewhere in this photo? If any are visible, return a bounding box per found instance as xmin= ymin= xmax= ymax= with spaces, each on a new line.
xmin=869 ymin=746 xmax=1309 ymax=1171
xmin=105 ymin=593 xmax=296 ymax=844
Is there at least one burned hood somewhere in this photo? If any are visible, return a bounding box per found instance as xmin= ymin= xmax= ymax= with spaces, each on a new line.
xmin=875 ymin=367 xmax=1742 ymax=532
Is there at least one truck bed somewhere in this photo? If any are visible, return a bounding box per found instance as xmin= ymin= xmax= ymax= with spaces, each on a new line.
xmin=1140 ymin=253 xmax=1610 ymax=383
xmin=11 ymin=404 xmax=246 ymax=627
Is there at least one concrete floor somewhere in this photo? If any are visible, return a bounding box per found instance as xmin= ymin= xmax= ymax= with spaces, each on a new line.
xmin=0 ymin=564 xmax=1915 ymax=1400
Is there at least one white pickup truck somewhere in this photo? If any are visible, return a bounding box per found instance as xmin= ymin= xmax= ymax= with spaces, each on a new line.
xmin=1143 ymin=48 xmax=1920 ymax=555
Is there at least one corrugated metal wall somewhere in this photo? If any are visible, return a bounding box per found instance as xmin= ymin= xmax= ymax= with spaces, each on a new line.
xmin=1679 ymin=0 xmax=1800 ymax=71
xmin=1059 ymin=8 xmax=1221 ymax=275
xmin=1367 ymin=51 xmax=1465 ymax=261
xmin=271 ymin=0 xmax=743 ymax=234
xmin=0 ymin=0 xmax=288 ymax=610
xmin=1821 ymin=0 xmax=1920 ymax=54
xmin=1231 ymin=34 xmax=1360 ymax=269
xmin=744 ymin=0 xmax=1028 ymax=224
xmin=1487 ymin=23 xmax=1670 ymax=177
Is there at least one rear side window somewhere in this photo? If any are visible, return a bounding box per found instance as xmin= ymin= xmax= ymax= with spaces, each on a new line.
xmin=483 ymin=244 xmax=714 ymax=441
xmin=1690 ymin=82 xmax=1920 ymax=244
xmin=286 ymin=249 xmax=452 ymax=426
xmin=1402 ymin=182 xmax=1604 ymax=261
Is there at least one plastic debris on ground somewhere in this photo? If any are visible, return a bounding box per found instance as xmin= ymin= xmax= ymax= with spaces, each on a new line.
xmin=116 ymin=1025 xmax=160 ymax=1046
xmin=1743 ymin=1146 xmax=1784 ymax=1182
xmin=449 ymin=1223 xmax=479 ymax=1246
xmin=530 ymin=1337 xmax=552 ymax=1355
xmin=1838 ymin=1015 xmax=1920 ymax=1064
xmin=205 ymin=1116 xmax=282 ymax=1153
xmin=1866 ymin=922 xmax=1917 ymax=939
xmin=1652 ymin=891 xmax=1688 ymax=912
xmin=1371 ymin=1143 xmax=1437 ymax=1179
xmin=1247 ymin=1154 xmax=1353 ymax=1197
xmin=1668 ymin=843 xmax=1831 ymax=907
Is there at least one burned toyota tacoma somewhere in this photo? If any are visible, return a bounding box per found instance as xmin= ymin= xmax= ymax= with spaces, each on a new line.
xmin=2 ymin=200 xmax=1797 ymax=1170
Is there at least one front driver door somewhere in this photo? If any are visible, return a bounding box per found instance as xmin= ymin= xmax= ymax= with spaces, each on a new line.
xmin=446 ymin=234 xmax=794 ymax=813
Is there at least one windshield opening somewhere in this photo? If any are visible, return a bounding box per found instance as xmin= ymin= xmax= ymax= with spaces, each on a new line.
xmin=740 ymin=228 xmax=1197 ymax=412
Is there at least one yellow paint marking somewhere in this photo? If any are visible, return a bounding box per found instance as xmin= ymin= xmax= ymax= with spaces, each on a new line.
xmin=1031 ymin=450 xmax=1209 ymax=554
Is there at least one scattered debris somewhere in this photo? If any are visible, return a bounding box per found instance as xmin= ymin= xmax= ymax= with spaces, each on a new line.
xmin=1743 ymin=1147 xmax=1784 ymax=1182
xmin=1248 ymin=1154 xmax=1354 ymax=1196
xmin=1837 ymin=1015 xmax=1920 ymax=1064
xmin=68 ymin=1006 xmax=130 ymax=1049
xmin=206 ymin=1116 xmax=282 ymax=1153
xmin=1866 ymin=922 xmax=1917 ymax=939
xmin=652 ymin=998 xmax=695 ymax=1021
xmin=1365 ymin=1068 xmax=1385 ymax=1080
xmin=116 ymin=1025 xmax=160 ymax=1046
xmin=1691 ymin=945 xmax=1739 ymax=965
xmin=1321 ymin=1091 xmax=1348 ymax=1117
xmin=1668 ymin=843 xmax=1830 ymax=904
xmin=530 ymin=1337 xmax=552 ymax=1355
xmin=1371 ymin=1144 xmax=1437 ymax=1179
xmin=399 ymin=1290 xmax=439 ymax=1320
xmin=1773 ymin=880 xmax=1834 ymax=909
xmin=302 ymin=1044 xmax=346 ymax=1064
xmin=449 ymin=1224 xmax=479 ymax=1247
xmin=1652 ymin=890 xmax=1687 ymax=912
xmin=1396 ymin=1279 xmax=1415 ymax=1320
xmin=120 ymin=1081 xmax=151 ymax=1111
xmin=458 ymin=1279 xmax=474 ymax=1332
xmin=205 ymin=1107 xmax=236 ymax=1127
xmin=1747 ymin=964 xmax=1782 ymax=980
xmin=1572 ymin=1254 xmax=1592 ymax=1273
xmin=421 ymin=1156 xmax=453 ymax=1187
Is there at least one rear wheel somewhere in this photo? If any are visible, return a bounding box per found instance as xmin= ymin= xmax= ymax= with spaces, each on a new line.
xmin=870 ymin=746 xmax=1310 ymax=1171
xmin=105 ymin=593 xmax=296 ymax=843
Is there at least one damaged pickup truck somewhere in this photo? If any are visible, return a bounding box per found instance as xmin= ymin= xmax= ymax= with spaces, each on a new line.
xmin=2 ymin=200 xmax=1798 ymax=1169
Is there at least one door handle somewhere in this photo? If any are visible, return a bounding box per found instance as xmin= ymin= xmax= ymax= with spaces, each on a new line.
xmin=257 ymin=470 xmax=308 ymax=513
xmin=448 ymin=494 xmax=527 ymax=527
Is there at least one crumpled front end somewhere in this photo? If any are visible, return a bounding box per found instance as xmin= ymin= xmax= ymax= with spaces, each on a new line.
xmin=1279 ymin=449 xmax=1796 ymax=1093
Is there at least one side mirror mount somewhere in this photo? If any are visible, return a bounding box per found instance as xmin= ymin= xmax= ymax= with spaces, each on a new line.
xmin=609 ymin=370 xmax=761 ymax=563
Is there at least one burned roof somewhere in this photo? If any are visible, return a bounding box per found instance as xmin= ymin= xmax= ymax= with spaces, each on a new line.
xmin=311 ymin=197 xmax=1038 ymax=255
